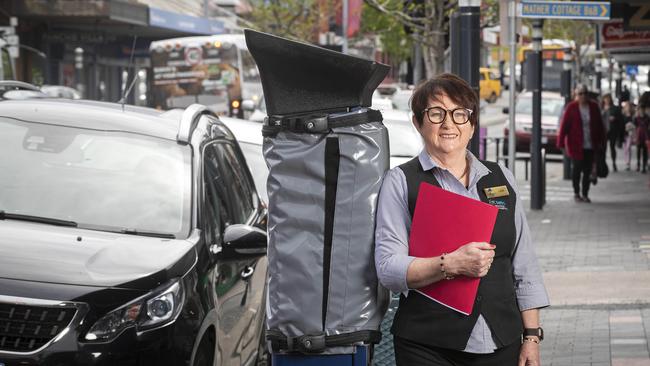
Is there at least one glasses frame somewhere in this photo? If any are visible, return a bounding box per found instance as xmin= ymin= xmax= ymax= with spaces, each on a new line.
xmin=422 ymin=106 xmax=473 ymax=125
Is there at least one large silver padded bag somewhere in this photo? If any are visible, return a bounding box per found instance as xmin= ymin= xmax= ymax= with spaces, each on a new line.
xmin=245 ymin=30 xmax=390 ymax=355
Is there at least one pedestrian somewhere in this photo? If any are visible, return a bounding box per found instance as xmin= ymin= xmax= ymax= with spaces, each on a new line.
xmin=557 ymin=84 xmax=606 ymax=203
xmin=601 ymin=94 xmax=623 ymax=171
xmin=375 ymin=73 xmax=549 ymax=366
xmin=622 ymin=101 xmax=636 ymax=171
xmin=634 ymin=102 xmax=649 ymax=173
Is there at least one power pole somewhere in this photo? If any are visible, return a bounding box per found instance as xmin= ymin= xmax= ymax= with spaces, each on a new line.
xmin=530 ymin=19 xmax=544 ymax=210
xmin=458 ymin=0 xmax=481 ymax=156
xmin=342 ymin=0 xmax=349 ymax=54
xmin=508 ymin=0 xmax=517 ymax=174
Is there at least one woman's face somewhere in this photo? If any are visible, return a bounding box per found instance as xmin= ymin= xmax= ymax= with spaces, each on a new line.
xmin=413 ymin=93 xmax=474 ymax=156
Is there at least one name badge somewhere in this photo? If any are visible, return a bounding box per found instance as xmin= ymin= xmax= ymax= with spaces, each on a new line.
xmin=484 ymin=185 xmax=510 ymax=199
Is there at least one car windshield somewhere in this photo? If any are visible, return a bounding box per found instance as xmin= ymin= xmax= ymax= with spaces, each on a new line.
xmin=516 ymin=97 xmax=564 ymax=117
xmin=0 ymin=118 xmax=192 ymax=238
xmin=383 ymin=118 xmax=422 ymax=157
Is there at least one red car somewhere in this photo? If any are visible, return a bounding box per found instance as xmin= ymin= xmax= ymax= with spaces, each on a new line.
xmin=503 ymin=91 xmax=565 ymax=155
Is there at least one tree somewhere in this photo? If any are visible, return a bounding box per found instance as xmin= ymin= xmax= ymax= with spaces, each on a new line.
xmin=363 ymin=0 xmax=500 ymax=79
xmin=364 ymin=0 xmax=455 ymax=78
xmin=245 ymin=0 xmax=325 ymax=43
xmin=359 ymin=2 xmax=413 ymax=64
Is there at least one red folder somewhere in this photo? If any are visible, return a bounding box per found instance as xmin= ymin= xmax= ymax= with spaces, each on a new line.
xmin=409 ymin=182 xmax=498 ymax=315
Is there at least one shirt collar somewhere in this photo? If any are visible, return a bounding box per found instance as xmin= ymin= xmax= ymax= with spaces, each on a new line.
xmin=417 ymin=148 xmax=492 ymax=181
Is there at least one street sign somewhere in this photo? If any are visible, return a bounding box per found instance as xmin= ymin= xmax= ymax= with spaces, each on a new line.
xmin=519 ymin=1 xmax=610 ymax=20
xmin=601 ymin=20 xmax=650 ymax=50
xmin=626 ymin=65 xmax=639 ymax=76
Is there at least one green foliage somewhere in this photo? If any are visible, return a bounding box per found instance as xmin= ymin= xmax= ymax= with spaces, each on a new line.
xmin=542 ymin=19 xmax=594 ymax=44
xmin=359 ymin=2 xmax=412 ymax=62
xmin=246 ymin=0 xmax=322 ymax=42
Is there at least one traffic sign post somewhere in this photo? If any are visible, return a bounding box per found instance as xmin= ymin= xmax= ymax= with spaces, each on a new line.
xmin=519 ymin=1 xmax=610 ymax=20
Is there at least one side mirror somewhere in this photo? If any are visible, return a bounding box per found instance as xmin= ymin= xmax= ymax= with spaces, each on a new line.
xmin=223 ymin=224 xmax=267 ymax=255
xmin=502 ymin=107 xmax=509 ymax=114
xmin=241 ymin=99 xmax=256 ymax=112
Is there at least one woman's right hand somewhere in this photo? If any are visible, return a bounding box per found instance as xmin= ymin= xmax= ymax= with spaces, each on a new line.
xmin=445 ymin=242 xmax=496 ymax=278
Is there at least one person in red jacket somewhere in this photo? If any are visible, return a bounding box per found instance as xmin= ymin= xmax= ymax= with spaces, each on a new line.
xmin=557 ymin=85 xmax=606 ymax=203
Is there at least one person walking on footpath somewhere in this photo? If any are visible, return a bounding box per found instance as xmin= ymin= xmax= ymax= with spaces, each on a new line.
xmin=375 ymin=74 xmax=549 ymax=366
xmin=622 ymin=102 xmax=636 ymax=171
xmin=634 ymin=102 xmax=649 ymax=173
xmin=601 ymin=94 xmax=623 ymax=171
xmin=557 ymin=84 xmax=606 ymax=203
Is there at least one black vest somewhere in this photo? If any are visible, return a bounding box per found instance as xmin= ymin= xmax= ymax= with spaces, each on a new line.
xmin=391 ymin=157 xmax=523 ymax=350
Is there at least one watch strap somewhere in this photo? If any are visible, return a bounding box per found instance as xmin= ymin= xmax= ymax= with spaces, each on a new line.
xmin=523 ymin=327 xmax=544 ymax=341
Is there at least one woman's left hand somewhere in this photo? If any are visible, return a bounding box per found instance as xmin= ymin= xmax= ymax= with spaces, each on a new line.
xmin=518 ymin=339 xmax=540 ymax=366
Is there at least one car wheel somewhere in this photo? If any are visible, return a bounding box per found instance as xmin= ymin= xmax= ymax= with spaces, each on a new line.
xmin=194 ymin=333 xmax=215 ymax=366
xmin=255 ymin=328 xmax=270 ymax=366
xmin=488 ymin=92 xmax=497 ymax=104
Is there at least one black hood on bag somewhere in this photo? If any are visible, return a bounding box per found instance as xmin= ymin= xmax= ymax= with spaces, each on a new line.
xmin=244 ymin=29 xmax=390 ymax=117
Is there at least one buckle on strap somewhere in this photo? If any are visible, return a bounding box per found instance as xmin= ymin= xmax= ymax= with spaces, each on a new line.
xmin=297 ymin=333 xmax=327 ymax=353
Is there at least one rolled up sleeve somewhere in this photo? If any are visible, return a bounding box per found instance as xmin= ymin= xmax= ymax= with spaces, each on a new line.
xmin=375 ymin=168 xmax=416 ymax=293
xmin=500 ymin=164 xmax=551 ymax=311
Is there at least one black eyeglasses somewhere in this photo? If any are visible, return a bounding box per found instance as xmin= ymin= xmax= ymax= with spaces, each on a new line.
xmin=422 ymin=106 xmax=473 ymax=125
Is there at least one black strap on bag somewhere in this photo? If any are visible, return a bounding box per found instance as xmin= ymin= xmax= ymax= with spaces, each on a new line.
xmin=262 ymin=108 xmax=382 ymax=137
xmin=266 ymin=329 xmax=382 ymax=354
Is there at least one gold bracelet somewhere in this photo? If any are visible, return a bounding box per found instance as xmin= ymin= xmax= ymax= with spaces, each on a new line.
xmin=440 ymin=253 xmax=454 ymax=280
xmin=523 ymin=337 xmax=540 ymax=344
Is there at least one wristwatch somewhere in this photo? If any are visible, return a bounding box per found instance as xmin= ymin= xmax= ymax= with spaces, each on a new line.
xmin=523 ymin=327 xmax=544 ymax=341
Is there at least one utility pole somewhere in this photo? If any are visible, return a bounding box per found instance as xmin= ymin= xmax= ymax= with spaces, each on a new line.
xmin=342 ymin=0 xmax=348 ymax=54
xmin=561 ymin=51 xmax=573 ymax=180
xmin=458 ymin=0 xmax=481 ymax=156
xmin=507 ymin=0 xmax=517 ymax=174
xmin=530 ymin=19 xmax=544 ymax=210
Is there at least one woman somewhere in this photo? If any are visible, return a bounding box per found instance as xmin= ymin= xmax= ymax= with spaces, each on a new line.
xmin=601 ymin=94 xmax=623 ymax=171
xmin=556 ymin=84 xmax=606 ymax=203
xmin=622 ymin=102 xmax=636 ymax=171
xmin=375 ymin=73 xmax=549 ymax=366
xmin=634 ymin=105 xmax=649 ymax=173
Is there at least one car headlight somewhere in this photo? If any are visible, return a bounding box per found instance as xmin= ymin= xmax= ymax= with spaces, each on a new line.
xmin=85 ymin=279 xmax=185 ymax=341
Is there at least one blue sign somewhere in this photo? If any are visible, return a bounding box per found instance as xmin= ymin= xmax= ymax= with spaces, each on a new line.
xmin=626 ymin=65 xmax=639 ymax=76
xmin=519 ymin=1 xmax=610 ymax=20
xmin=149 ymin=8 xmax=225 ymax=35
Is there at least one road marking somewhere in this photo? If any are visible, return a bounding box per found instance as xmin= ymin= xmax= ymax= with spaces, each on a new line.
xmin=541 ymin=219 xmax=551 ymax=224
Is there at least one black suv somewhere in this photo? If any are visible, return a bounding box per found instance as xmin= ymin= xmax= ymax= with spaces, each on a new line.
xmin=0 ymin=99 xmax=268 ymax=366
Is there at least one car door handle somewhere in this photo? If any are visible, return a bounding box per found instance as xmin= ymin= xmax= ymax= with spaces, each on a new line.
xmin=240 ymin=266 xmax=254 ymax=280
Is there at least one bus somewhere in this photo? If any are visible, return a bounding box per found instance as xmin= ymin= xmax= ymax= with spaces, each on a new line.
xmin=149 ymin=34 xmax=262 ymax=117
xmin=518 ymin=40 xmax=573 ymax=92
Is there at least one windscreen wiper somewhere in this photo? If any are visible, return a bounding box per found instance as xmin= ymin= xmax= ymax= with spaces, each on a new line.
xmin=0 ymin=210 xmax=78 ymax=227
xmin=120 ymin=229 xmax=176 ymax=239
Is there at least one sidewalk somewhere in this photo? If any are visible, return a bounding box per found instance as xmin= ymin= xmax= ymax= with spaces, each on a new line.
xmin=373 ymin=150 xmax=650 ymax=366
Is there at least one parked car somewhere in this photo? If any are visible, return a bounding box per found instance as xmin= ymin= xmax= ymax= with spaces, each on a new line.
xmin=222 ymin=109 xmax=421 ymax=176
xmin=0 ymin=98 xmax=268 ymax=366
xmin=219 ymin=116 xmax=268 ymax=203
xmin=241 ymin=96 xmax=266 ymax=123
xmin=502 ymin=91 xmax=565 ymax=155
xmin=391 ymin=89 xmax=413 ymax=112
xmin=480 ymin=67 xmax=501 ymax=103
xmin=0 ymin=80 xmax=49 ymax=100
xmin=40 ymin=85 xmax=82 ymax=99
